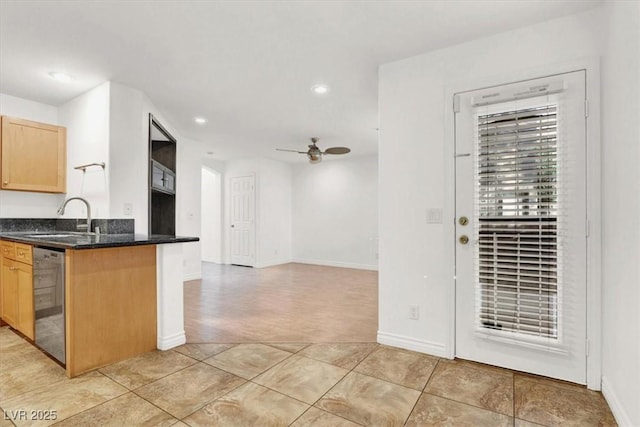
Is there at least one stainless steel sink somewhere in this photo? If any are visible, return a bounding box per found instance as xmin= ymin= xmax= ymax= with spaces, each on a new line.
xmin=26 ymin=232 xmax=95 ymax=238
xmin=27 ymin=234 xmax=74 ymax=238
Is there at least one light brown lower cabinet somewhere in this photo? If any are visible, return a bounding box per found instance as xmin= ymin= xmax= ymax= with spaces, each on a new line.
xmin=65 ymin=245 xmax=157 ymax=377
xmin=1 ymin=240 xmax=157 ymax=377
xmin=1 ymin=241 xmax=34 ymax=340
xmin=1 ymin=257 xmax=18 ymax=326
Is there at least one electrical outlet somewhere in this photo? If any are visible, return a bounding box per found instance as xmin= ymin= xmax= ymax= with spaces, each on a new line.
xmin=409 ymin=305 xmax=419 ymax=320
xmin=124 ymin=203 xmax=133 ymax=216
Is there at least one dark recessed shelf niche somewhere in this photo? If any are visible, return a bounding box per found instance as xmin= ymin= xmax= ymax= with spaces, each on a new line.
xmin=149 ymin=114 xmax=176 ymax=236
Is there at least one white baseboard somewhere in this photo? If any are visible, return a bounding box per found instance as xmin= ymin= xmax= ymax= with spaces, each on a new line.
xmin=157 ymin=331 xmax=186 ymax=350
xmin=377 ymin=331 xmax=448 ymax=358
xmin=292 ymin=258 xmax=378 ymax=271
xmin=254 ymin=259 xmax=293 ymax=269
xmin=183 ymin=272 xmax=202 ymax=281
xmin=602 ymin=376 xmax=634 ymax=427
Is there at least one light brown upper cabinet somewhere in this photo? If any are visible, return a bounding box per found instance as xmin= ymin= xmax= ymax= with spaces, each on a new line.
xmin=1 ymin=116 xmax=66 ymax=193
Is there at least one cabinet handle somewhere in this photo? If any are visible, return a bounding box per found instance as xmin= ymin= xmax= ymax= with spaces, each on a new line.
xmin=3 ymin=181 xmax=8 ymax=185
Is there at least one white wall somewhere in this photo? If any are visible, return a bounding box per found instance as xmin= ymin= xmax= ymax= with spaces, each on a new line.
xmin=224 ymin=157 xmax=292 ymax=267
xmin=2 ymin=83 xmax=202 ymax=280
xmin=108 ymin=82 xmax=145 ymax=230
xmin=0 ymin=93 xmax=64 ymax=216
xmin=378 ymin=10 xmax=601 ymax=358
xmin=600 ymin=2 xmax=640 ymax=426
xmin=0 ymin=93 xmax=58 ymax=123
xmin=201 ymin=167 xmax=222 ymax=263
xmin=379 ymin=5 xmax=640 ymax=424
xmin=292 ymin=155 xmax=378 ymax=270
xmin=176 ymin=137 xmax=203 ymax=280
xmin=257 ymin=158 xmax=292 ymax=268
xmin=58 ymin=82 xmax=111 ymax=219
xmin=105 ymin=82 xmax=202 ymax=280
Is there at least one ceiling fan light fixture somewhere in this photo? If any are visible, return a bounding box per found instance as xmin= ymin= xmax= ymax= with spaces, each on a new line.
xmin=308 ymin=152 xmax=322 ymax=163
xmin=276 ymin=137 xmax=348 ymax=165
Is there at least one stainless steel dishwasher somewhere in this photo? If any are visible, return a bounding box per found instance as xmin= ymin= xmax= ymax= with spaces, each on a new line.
xmin=33 ymin=247 xmax=65 ymax=364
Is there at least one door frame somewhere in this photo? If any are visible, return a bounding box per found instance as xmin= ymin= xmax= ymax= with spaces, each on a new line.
xmin=443 ymin=57 xmax=602 ymax=390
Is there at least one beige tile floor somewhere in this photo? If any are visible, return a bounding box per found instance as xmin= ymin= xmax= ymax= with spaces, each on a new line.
xmin=0 ymin=327 xmax=616 ymax=426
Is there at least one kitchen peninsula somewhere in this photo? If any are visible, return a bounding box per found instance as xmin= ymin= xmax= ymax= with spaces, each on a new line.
xmin=0 ymin=219 xmax=198 ymax=378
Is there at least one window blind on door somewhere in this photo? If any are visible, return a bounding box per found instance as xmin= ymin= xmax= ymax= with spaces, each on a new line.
xmin=475 ymin=104 xmax=560 ymax=340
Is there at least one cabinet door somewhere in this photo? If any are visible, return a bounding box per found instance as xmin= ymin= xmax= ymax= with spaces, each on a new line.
xmin=1 ymin=258 xmax=18 ymax=328
xmin=17 ymin=262 xmax=34 ymax=340
xmin=1 ymin=116 xmax=66 ymax=193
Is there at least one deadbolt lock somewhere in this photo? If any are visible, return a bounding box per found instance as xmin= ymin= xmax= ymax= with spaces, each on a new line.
xmin=458 ymin=216 xmax=469 ymax=226
xmin=459 ymin=235 xmax=469 ymax=245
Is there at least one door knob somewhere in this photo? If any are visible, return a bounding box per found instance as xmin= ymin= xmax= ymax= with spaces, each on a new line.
xmin=459 ymin=235 xmax=469 ymax=245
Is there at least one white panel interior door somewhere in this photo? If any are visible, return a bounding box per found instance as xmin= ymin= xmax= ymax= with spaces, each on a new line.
xmin=230 ymin=175 xmax=255 ymax=267
xmin=455 ymin=71 xmax=587 ymax=384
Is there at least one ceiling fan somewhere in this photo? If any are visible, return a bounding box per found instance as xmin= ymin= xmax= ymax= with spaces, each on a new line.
xmin=276 ymin=137 xmax=351 ymax=164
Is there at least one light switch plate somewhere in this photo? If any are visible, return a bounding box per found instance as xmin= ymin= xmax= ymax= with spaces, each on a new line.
xmin=426 ymin=208 xmax=442 ymax=224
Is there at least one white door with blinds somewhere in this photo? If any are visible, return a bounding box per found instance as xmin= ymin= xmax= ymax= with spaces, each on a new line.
xmin=454 ymin=71 xmax=587 ymax=384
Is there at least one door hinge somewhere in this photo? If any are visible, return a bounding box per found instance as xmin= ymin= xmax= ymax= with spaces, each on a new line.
xmin=585 ymin=99 xmax=589 ymax=118
xmin=453 ymin=95 xmax=460 ymax=113
xmin=585 ymin=338 xmax=590 ymax=357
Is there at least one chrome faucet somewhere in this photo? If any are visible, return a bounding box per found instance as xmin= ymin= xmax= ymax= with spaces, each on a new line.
xmin=57 ymin=197 xmax=92 ymax=232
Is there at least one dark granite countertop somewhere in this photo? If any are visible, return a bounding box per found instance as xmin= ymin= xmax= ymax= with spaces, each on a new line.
xmin=0 ymin=232 xmax=198 ymax=250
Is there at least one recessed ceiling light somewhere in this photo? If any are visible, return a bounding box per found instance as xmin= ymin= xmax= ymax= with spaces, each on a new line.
xmin=311 ymin=84 xmax=330 ymax=95
xmin=194 ymin=117 xmax=207 ymax=124
xmin=48 ymin=71 xmax=73 ymax=83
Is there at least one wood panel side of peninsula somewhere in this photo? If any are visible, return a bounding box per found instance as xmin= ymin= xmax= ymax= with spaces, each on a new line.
xmin=65 ymin=245 xmax=157 ymax=377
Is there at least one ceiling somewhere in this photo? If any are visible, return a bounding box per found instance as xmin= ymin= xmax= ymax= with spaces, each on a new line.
xmin=0 ymin=0 xmax=600 ymax=163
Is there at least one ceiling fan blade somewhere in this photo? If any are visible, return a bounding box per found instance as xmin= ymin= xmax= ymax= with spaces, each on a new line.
xmin=324 ymin=147 xmax=351 ymax=155
xmin=276 ymin=148 xmax=307 ymax=154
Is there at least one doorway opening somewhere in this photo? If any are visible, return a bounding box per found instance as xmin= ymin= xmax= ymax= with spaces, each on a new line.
xmin=201 ymin=166 xmax=222 ymax=264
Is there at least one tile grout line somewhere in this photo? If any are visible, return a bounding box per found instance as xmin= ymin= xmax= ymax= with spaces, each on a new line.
xmin=99 ymin=349 xmax=198 ymax=391
xmin=96 ymin=352 xmax=209 ymax=422
xmin=286 ymin=343 xmax=384 ymax=426
xmin=229 ymin=343 xmax=383 ymax=426
xmin=513 ymin=372 xmax=516 ymax=427
xmin=0 ymin=403 xmax=17 ymax=427
xmin=152 ymin=364 xmax=251 ymax=423
xmin=47 ymin=346 xmax=237 ymax=425
xmin=422 ymin=357 xmax=442 ymax=392
xmin=400 ymin=357 xmax=444 ymax=426
xmin=419 ymin=359 xmax=516 ymax=419
xmin=293 ymin=343 xmax=378 ymax=372
xmin=172 ymin=345 xmax=304 ymax=422
xmin=285 ymin=362 xmax=365 ymax=426
xmin=421 ymin=391 xmax=515 ymax=422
